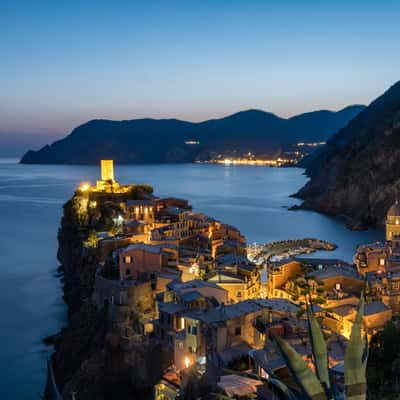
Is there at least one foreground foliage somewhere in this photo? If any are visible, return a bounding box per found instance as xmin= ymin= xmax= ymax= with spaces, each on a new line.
xmin=367 ymin=318 xmax=400 ymax=400
xmin=272 ymin=296 xmax=367 ymax=400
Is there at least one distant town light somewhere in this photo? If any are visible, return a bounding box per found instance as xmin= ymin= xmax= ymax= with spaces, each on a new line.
xmin=224 ymin=159 xmax=232 ymax=165
xmin=184 ymin=140 xmax=200 ymax=145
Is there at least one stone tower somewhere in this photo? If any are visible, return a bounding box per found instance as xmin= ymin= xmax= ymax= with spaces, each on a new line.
xmin=386 ymin=200 xmax=400 ymax=241
xmin=101 ymin=160 xmax=114 ymax=181
xmin=96 ymin=160 xmax=120 ymax=192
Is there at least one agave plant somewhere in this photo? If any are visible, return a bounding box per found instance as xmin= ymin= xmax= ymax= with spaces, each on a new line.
xmin=272 ymin=296 xmax=368 ymax=400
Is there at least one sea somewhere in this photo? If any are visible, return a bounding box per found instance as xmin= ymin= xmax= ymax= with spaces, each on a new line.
xmin=0 ymin=158 xmax=384 ymax=399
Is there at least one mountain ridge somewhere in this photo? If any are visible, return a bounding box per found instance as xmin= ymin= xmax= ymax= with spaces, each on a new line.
xmin=20 ymin=105 xmax=365 ymax=164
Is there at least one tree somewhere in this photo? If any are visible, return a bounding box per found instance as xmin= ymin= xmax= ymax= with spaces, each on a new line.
xmin=127 ymin=184 xmax=154 ymax=199
xmin=367 ymin=319 xmax=400 ymax=399
xmin=287 ymin=263 xmax=326 ymax=306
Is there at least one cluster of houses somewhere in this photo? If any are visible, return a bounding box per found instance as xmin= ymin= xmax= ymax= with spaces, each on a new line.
xmin=81 ymin=161 xmax=397 ymax=399
xmin=354 ymin=200 xmax=400 ymax=314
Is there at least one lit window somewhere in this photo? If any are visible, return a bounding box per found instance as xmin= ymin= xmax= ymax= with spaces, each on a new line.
xmin=379 ymin=258 xmax=385 ymax=266
xmin=396 ymin=219 xmax=400 ymax=225
xmin=135 ymin=207 xmax=139 ymax=213
xmin=124 ymin=255 xmax=132 ymax=263
xmin=187 ymin=325 xmax=197 ymax=335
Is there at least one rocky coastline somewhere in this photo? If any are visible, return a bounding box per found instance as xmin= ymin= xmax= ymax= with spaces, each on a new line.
xmin=50 ymin=192 xmax=165 ymax=400
xmin=292 ymin=81 xmax=400 ymax=231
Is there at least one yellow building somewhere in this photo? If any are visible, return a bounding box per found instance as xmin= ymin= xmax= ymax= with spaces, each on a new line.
xmin=386 ymin=200 xmax=400 ymax=241
xmin=208 ymin=270 xmax=260 ymax=303
xmin=267 ymin=259 xmax=303 ymax=298
xmin=323 ymin=301 xmax=392 ymax=341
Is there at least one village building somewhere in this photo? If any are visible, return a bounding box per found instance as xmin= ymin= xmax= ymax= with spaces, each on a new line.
xmin=322 ymin=300 xmax=392 ymax=340
xmin=155 ymin=280 xmax=228 ymax=350
xmin=267 ymin=257 xmax=357 ymax=301
xmin=117 ymin=243 xmax=178 ymax=280
xmin=355 ymin=200 xmax=400 ymax=312
xmin=124 ymin=199 xmax=156 ymax=224
xmin=207 ymin=266 xmax=260 ymax=303
xmin=173 ymin=299 xmax=300 ymax=371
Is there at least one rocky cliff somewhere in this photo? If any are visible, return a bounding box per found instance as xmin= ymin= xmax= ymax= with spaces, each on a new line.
xmin=53 ymin=192 xmax=166 ymax=399
xmin=295 ymin=81 xmax=400 ymax=229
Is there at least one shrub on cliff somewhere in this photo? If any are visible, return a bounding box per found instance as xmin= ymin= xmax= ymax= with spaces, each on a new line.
xmin=71 ymin=195 xmax=89 ymax=228
xmin=127 ymin=184 xmax=154 ymax=199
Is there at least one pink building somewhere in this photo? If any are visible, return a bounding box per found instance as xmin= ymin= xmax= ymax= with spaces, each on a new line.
xmin=118 ymin=243 xmax=178 ymax=280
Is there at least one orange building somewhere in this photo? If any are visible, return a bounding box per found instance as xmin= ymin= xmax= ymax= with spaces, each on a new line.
xmin=118 ymin=243 xmax=178 ymax=280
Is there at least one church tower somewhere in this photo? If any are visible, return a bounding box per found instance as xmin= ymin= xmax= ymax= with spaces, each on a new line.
xmin=386 ymin=200 xmax=400 ymax=241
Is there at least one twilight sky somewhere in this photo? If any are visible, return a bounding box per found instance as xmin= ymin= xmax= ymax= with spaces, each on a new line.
xmin=1 ymin=0 xmax=400 ymax=155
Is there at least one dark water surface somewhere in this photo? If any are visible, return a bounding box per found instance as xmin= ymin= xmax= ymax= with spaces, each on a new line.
xmin=0 ymin=160 xmax=383 ymax=398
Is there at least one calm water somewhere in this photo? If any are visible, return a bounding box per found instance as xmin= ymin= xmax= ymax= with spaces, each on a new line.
xmin=0 ymin=160 xmax=383 ymax=399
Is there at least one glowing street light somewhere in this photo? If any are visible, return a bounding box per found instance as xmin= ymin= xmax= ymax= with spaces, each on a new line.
xmin=184 ymin=356 xmax=191 ymax=369
xmin=78 ymin=182 xmax=91 ymax=192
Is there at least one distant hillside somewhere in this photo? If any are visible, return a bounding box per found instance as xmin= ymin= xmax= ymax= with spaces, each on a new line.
xmin=295 ymin=81 xmax=400 ymax=229
xmin=20 ymin=106 xmax=364 ymax=164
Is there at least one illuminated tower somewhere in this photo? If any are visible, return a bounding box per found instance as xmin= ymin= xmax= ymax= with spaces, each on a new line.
xmin=386 ymin=200 xmax=400 ymax=241
xmin=96 ymin=160 xmax=120 ymax=192
xmin=101 ymin=160 xmax=114 ymax=182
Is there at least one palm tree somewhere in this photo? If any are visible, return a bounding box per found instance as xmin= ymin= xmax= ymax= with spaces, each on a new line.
xmin=272 ymin=296 xmax=367 ymax=400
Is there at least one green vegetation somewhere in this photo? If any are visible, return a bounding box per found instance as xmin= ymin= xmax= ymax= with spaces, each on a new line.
xmin=95 ymin=201 xmax=124 ymax=233
xmin=71 ymin=194 xmax=89 ymax=228
xmin=127 ymin=184 xmax=154 ymax=199
xmin=287 ymin=263 xmax=326 ymax=305
xmin=367 ymin=319 xmax=400 ymax=399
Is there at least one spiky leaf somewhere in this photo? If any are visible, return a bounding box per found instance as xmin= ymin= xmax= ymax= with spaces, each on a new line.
xmin=344 ymin=295 xmax=367 ymax=400
xmin=274 ymin=335 xmax=327 ymax=400
xmin=307 ymin=305 xmax=331 ymax=396
xmin=268 ymin=377 xmax=299 ymax=400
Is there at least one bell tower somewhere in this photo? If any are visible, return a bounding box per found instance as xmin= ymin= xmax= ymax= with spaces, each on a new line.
xmin=386 ymin=200 xmax=400 ymax=241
